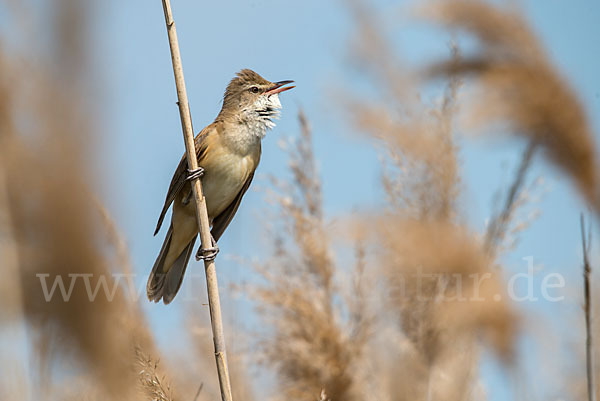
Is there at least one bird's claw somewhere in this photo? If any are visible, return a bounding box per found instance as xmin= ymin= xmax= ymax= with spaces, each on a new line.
xmin=196 ymin=234 xmax=219 ymax=261
xmin=196 ymin=245 xmax=219 ymax=261
xmin=186 ymin=167 xmax=204 ymax=182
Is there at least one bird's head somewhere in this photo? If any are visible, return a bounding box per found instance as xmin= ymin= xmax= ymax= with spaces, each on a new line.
xmin=219 ymin=69 xmax=294 ymax=130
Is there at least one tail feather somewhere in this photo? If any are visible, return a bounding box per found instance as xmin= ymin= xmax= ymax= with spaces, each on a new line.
xmin=147 ymin=225 xmax=197 ymax=304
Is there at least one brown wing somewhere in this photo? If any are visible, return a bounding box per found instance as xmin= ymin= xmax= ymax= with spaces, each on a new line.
xmin=210 ymin=170 xmax=255 ymax=242
xmin=154 ymin=124 xmax=215 ymax=235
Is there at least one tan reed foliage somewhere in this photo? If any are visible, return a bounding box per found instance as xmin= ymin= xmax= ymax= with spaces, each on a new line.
xmin=342 ymin=4 xmax=520 ymax=399
xmin=364 ymin=67 xmax=461 ymax=221
xmin=255 ymin=100 xmax=515 ymax=401
xmin=136 ymin=348 xmax=174 ymax=401
xmin=345 ymin=1 xmax=462 ymax=222
xmin=378 ymin=217 xmax=515 ymax=362
xmin=364 ymin=82 xmax=516 ymax=397
xmin=424 ymin=0 xmax=599 ymax=211
xmin=0 ymin=1 xmax=164 ymax=399
xmin=251 ymin=110 xmax=371 ymax=401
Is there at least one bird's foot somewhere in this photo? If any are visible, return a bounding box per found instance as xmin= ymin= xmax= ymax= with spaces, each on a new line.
xmin=196 ymin=245 xmax=219 ymax=261
xmin=186 ymin=167 xmax=204 ymax=182
xmin=196 ymin=235 xmax=219 ymax=261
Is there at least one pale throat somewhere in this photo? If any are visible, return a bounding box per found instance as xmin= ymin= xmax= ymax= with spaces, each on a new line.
xmin=241 ymin=93 xmax=282 ymax=139
xmin=223 ymin=94 xmax=282 ymax=155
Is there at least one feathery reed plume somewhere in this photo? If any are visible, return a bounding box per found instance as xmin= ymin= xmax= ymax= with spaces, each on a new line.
xmin=0 ymin=1 xmax=161 ymax=398
xmin=136 ymin=348 xmax=174 ymax=401
xmin=424 ymin=0 xmax=599 ymax=210
xmin=346 ymin=9 xmax=462 ymax=220
xmin=344 ymin=5 xmax=518 ymax=399
xmin=379 ymin=218 xmax=515 ymax=362
xmin=252 ymin=110 xmax=370 ymax=401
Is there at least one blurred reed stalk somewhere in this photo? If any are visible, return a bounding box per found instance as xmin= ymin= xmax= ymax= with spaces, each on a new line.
xmin=580 ymin=214 xmax=596 ymax=401
xmin=484 ymin=141 xmax=536 ymax=256
xmin=160 ymin=1 xmax=233 ymax=400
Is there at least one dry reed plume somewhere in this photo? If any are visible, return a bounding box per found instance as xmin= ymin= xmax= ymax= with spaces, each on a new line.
xmin=0 ymin=1 xmax=169 ymax=399
xmin=136 ymin=348 xmax=174 ymax=401
xmin=251 ymin=110 xmax=371 ymax=401
xmin=253 ymin=97 xmax=516 ymax=401
xmin=243 ymin=2 xmax=595 ymax=400
xmin=423 ymin=0 xmax=599 ymax=211
xmin=247 ymin=2 xmax=533 ymax=400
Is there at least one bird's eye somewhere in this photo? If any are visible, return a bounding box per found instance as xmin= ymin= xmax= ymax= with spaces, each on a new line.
xmin=249 ymin=86 xmax=259 ymax=93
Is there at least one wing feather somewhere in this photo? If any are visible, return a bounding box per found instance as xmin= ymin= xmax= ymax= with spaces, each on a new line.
xmin=154 ymin=124 xmax=215 ymax=235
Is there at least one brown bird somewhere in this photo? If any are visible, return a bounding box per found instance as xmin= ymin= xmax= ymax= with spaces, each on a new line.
xmin=147 ymin=69 xmax=294 ymax=304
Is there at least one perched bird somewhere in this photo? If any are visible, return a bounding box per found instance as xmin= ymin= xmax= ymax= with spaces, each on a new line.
xmin=147 ymin=69 xmax=294 ymax=304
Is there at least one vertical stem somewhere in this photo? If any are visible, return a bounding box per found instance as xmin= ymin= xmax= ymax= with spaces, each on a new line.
xmin=484 ymin=141 xmax=536 ymax=255
xmin=160 ymin=1 xmax=233 ymax=400
xmin=581 ymin=213 xmax=595 ymax=401
xmin=426 ymin=368 xmax=433 ymax=401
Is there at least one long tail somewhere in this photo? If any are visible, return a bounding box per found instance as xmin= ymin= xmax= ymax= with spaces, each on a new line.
xmin=147 ymin=225 xmax=197 ymax=304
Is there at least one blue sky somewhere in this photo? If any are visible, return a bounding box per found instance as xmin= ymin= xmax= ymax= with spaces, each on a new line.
xmin=90 ymin=0 xmax=600 ymax=399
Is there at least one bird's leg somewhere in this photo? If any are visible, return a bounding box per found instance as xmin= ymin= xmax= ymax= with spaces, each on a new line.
xmin=184 ymin=167 xmax=205 ymax=204
xmin=186 ymin=166 xmax=204 ymax=182
xmin=196 ymin=234 xmax=219 ymax=261
xmin=187 ymin=166 xmax=217 ymax=260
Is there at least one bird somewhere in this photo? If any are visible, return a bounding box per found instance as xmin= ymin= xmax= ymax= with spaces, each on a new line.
xmin=147 ymin=69 xmax=294 ymax=304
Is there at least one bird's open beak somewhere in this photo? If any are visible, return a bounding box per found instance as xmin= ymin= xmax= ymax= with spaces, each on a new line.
xmin=265 ymin=80 xmax=295 ymax=96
